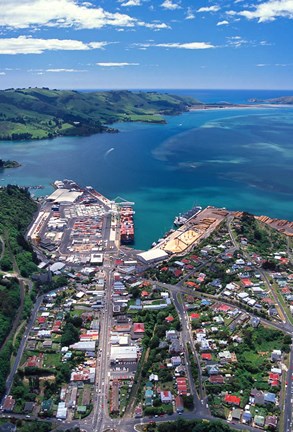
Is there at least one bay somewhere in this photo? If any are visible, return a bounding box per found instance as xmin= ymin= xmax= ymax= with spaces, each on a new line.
xmin=0 ymin=89 xmax=293 ymax=250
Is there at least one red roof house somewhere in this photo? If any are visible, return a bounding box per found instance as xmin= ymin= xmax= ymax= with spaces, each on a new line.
xmin=201 ymin=353 xmax=212 ymax=361
xmin=133 ymin=323 xmax=145 ymax=333
xmin=224 ymin=394 xmax=241 ymax=406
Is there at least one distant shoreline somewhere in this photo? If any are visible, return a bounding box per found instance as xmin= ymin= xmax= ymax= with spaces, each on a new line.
xmin=190 ymin=103 xmax=293 ymax=112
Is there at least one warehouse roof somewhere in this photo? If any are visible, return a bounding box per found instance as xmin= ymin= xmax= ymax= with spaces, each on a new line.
xmin=47 ymin=188 xmax=83 ymax=203
xmin=137 ymin=249 xmax=168 ymax=263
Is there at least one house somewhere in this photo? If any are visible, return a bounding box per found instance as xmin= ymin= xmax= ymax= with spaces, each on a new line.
xmin=264 ymin=392 xmax=276 ymax=404
xmin=176 ymin=377 xmax=188 ymax=395
xmin=132 ymin=323 xmax=145 ymax=334
xmin=269 ymin=372 xmax=280 ymax=382
xmin=166 ymin=330 xmax=177 ymax=341
xmin=110 ymin=381 xmax=120 ymax=414
xmin=201 ymin=353 xmax=212 ymax=361
xmin=169 ymin=339 xmax=182 ymax=355
xmin=160 ymin=390 xmax=173 ymax=404
xmin=145 ymin=397 xmax=153 ymax=407
xmin=148 ymin=373 xmax=158 ymax=382
xmin=145 ymin=381 xmax=153 ymax=390
xmin=224 ymin=394 xmax=241 ymax=406
xmin=209 ymin=375 xmax=224 ymax=384
xmin=175 ymin=395 xmax=184 ymax=413
xmin=271 ymin=349 xmax=282 ymax=362
xmin=77 ymin=406 xmax=87 ymax=415
xmin=207 ymin=365 xmax=220 ymax=375
xmin=41 ymin=399 xmax=53 ymax=412
xmin=145 ymin=389 xmax=154 ymax=399
xmin=250 ymin=317 xmax=260 ymax=328
xmin=232 ymin=408 xmax=243 ymax=421
xmin=135 ymin=405 xmax=143 ymax=418
xmin=242 ymin=411 xmax=252 ymax=424
xmin=175 ymin=365 xmax=186 ymax=376
xmin=254 ymin=415 xmax=265 ymax=427
xmin=265 ymin=415 xmax=278 ymax=429
xmin=171 ymin=356 xmax=181 ymax=367
xmin=56 ymin=402 xmax=67 ymax=419
xmin=2 ymin=396 xmax=15 ymax=412
xmin=24 ymin=402 xmax=35 ymax=413
xmin=0 ymin=424 xmax=17 ymax=432
xmin=250 ymin=389 xmax=264 ymax=406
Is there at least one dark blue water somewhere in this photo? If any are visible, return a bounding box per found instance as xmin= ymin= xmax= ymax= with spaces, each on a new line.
xmin=0 ymin=89 xmax=292 ymax=250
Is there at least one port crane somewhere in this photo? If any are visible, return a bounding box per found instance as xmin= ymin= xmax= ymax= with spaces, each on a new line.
xmin=112 ymin=196 xmax=135 ymax=207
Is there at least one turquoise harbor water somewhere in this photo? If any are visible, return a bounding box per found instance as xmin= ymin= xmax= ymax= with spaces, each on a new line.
xmin=0 ymin=89 xmax=293 ymax=250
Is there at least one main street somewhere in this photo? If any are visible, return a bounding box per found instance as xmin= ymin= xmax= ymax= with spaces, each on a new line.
xmin=91 ymin=262 xmax=115 ymax=432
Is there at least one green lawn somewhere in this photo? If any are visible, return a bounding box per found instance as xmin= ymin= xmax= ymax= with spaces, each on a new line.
xmin=43 ymin=352 xmax=61 ymax=368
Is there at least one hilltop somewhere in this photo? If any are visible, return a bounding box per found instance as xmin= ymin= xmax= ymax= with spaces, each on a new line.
xmin=249 ymin=95 xmax=293 ymax=104
xmin=0 ymin=88 xmax=200 ymax=141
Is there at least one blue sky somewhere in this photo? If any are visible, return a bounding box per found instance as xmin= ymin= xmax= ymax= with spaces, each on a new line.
xmin=0 ymin=0 xmax=292 ymax=89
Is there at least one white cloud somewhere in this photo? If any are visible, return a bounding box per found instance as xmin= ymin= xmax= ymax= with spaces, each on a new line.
xmin=185 ymin=7 xmax=195 ymax=20
xmin=257 ymin=63 xmax=291 ymax=66
xmin=0 ymin=0 xmax=167 ymax=30
xmin=0 ymin=72 xmax=6 ymax=75
xmin=143 ymin=22 xmax=170 ymax=29
xmin=197 ymin=5 xmax=220 ymax=13
xmin=217 ymin=20 xmax=229 ymax=26
xmin=0 ymin=36 xmax=110 ymax=54
xmin=46 ymin=68 xmax=88 ymax=72
xmin=226 ymin=36 xmax=267 ymax=47
xmin=120 ymin=0 xmax=141 ymax=6
xmin=137 ymin=41 xmax=215 ymax=49
xmin=231 ymin=0 xmax=293 ymax=22
xmin=161 ymin=0 xmax=181 ymax=10
xmin=96 ymin=62 xmax=140 ymax=67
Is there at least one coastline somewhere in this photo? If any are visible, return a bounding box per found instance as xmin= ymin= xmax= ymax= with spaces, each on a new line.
xmin=189 ymin=103 xmax=293 ymax=112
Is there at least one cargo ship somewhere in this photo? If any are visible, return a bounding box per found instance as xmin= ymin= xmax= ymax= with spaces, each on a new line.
xmin=120 ymin=206 xmax=135 ymax=245
xmin=174 ymin=206 xmax=202 ymax=227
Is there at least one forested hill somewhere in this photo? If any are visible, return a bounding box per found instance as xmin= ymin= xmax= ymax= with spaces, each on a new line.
xmin=0 ymin=185 xmax=38 ymax=277
xmin=0 ymin=185 xmax=39 ymax=394
xmin=0 ymin=87 xmax=200 ymax=140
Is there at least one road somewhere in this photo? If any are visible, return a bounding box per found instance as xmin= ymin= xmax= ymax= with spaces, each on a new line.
xmin=170 ymin=290 xmax=209 ymax=416
xmin=0 ymin=235 xmax=5 ymax=261
xmin=1 ymin=294 xmax=43 ymax=405
xmin=91 ymin=263 xmax=114 ymax=432
xmin=284 ymin=342 xmax=293 ymax=432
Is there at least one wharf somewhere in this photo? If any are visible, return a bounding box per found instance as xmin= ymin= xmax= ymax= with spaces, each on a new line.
xmin=153 ymin=206 xmax=230 ymax=255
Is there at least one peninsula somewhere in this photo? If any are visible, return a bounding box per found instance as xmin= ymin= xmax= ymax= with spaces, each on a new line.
xmin=0 ymin=88 xmax=200 ymax=141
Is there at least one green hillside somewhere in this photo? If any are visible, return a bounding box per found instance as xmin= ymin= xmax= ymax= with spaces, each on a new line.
xmin=0 ymin=88 xmax=200 ymax=140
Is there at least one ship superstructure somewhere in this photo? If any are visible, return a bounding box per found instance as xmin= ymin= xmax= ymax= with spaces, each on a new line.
xmin=120 ymin=205 xmax=135 ymax=245
xmin=174 ymin=206 xmax=202 ymax=226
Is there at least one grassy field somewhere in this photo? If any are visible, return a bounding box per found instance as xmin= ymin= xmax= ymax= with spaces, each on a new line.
xmin=0 ymin=87 xmax=200 ymax=140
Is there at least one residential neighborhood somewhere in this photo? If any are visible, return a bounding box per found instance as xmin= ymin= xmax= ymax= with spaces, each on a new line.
xmin=0 ymin=181 xmax=292 ymax=432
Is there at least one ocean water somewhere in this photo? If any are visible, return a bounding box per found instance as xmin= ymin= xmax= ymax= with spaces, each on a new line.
xmin=0 ymin=89 xmax=293 ymax=250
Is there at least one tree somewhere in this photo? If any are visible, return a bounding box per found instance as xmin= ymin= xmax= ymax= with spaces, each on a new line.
xmin=61 ymin=322 xmax=79 ymax=346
